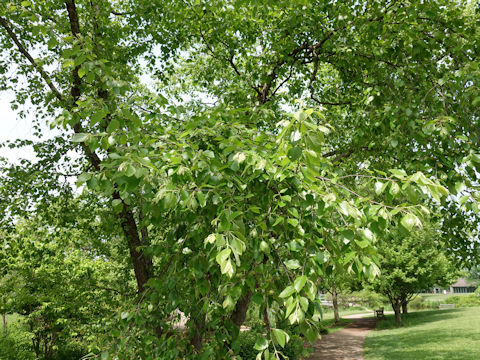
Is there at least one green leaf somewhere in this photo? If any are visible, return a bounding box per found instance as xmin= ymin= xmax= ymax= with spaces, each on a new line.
xmin=290 ymin=130 xmax=301 ymax=143
xmin=221 ymin=258 xmax=234 ymax=278
xmin=273 ymin=216 xmax=284 ymax=226
xmin=287 ymin=218 xmax=298 ymax=227
xmin=374 ymin=181 xmax=386 ymax=195
xmin=305 ymin=328 xmax=318 ymax=343
xmin=91 ymin=111 xmax=105 ymax=124
xmin=294 ymin=275 xmax=307 ymax=292
xmin=390 ymin=169 xmax=407 ymax=179
xmin=279 ymin=285 xmax=295 ymax=298
xmin=400 ymin=213 xmax=421 ymax=231
xmin=78 ymin=67 xmax=86 ymax=78
xmin=287 ymin=146 xmax=302 ymax=161
xmin=389 ymin=182 xmax=400 ymax=196
xmin=107 ymin=119 xmax=120 ymax=132
xmin=254 ymin=336 xmax=268 ymax=351
xmin=455 ymin=182 xmax=466 ymax=194
xmin=204 ymin=233 xmax=216 ymax=246
xmin=215 ymin=248 xmax=231 ymax=266
xmin=284 ymin=259 xmax=301 ymax=270
xmin=272 ymin=328 xmax=289 ymax=348
xmin=77 ymin=172 xmax=91 ymax=184
xmin=72 ymin=133 xmax=89 ymax=142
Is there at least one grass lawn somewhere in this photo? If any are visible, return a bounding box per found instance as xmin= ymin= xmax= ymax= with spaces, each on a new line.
xmin=321 ymin=307 xmax=372 ymax=334
xmin=322 ymin=306 xmax=371 ymax=320
xmin=364 ymin=307 xmax=480 ymax=360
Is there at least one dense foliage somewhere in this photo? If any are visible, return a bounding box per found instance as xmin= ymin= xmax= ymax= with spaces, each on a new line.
xmin=371 ymin=225 xmax=456 ymax=324
xmin=0 ymin=0 xmax=479 ymax=358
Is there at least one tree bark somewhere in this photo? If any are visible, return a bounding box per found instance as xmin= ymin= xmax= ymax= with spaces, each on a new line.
xmin=2 ymin=313 xmax=6 ymax=333
xmin=63 ymin=0 xmax=154 ymax=295
xmin=230 ymin=290 xmax=253 ymax=327
xmin=401 ymin=300 xmax=408 ymax=314
xmin=190 ymin=313 xmax=205 ymax=351
xmin=332 ymin=284 xmax=340 ymax=323
xmin=392 ymin=301 xmax=402 ymax=325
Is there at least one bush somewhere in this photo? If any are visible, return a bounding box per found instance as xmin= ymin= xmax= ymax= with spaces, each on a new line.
xmin=0 ymin=320 xmax=35 ymax=360
xmin=236 ymin=331 xmax=303 ymax=360
xmin=443 ymin=295 xmax=480 ymax=307
xmin=409 ymin=297 xmax=437 ymax=310
xmin=0 ymin=315 xmax=88 ymax=360
xmin=336 ymin=290 xmax=388 ymax=309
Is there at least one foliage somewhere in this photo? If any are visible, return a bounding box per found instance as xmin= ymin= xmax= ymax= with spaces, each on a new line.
xmin=236 ymin=330 xmax=304 ymax=360
xmin=443 ymin=295 xmax=480 ymax=308
xmin=0 ymin=199 xmax=128 ymax=359
xmin=336 ymin=290 xmax=388 ymax=310
xmin=371 ymin=224 xmax=457 ymax=324
xmin=0 ymin=318 xmax=35 ymax=360
xmin=0 ymin=0 xmax=478 ymax=358
xmin=410 ymin=294 xmax=480 ymax=310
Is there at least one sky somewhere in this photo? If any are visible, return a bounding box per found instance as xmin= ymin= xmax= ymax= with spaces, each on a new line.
xmin=0 ymin=89 xmax=58 ymax=163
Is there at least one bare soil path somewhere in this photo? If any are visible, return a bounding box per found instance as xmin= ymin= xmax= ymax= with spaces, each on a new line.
xmin=308 ymin=313 xmax=378 ymax=360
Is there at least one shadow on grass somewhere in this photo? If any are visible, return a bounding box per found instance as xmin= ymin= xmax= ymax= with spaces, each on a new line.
xmin=365 ymin=309 xmax=480 ymax=360
xmin=365 ymin=327 xmax=480 ymax=360
xmin=375 ymin=309 xmax=460 ymax=330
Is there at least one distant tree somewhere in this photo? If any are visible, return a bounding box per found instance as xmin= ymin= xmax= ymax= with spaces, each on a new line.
xmin=0 ymin=200 xmax=128 ymax=359
xmin=372 ymin=225 xmax=456 ymax=325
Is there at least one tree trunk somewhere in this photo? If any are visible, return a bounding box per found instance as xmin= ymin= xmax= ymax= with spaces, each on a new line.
xmin=392 ymin=301 xmax=402 ymax=325
xmin=230 ymin=290 xmax=253 ymax=327
xmin=2 ymin=313 xmax=6 ymax=333
xmin=190 ymin=313 xmax=205 ymax=351
xmin=402 ymin=300 xmax=408 ymax=314
xmin=332 ymin=284 xmax=340 ymax=323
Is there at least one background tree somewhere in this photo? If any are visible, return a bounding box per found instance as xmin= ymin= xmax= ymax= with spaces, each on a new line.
xmin=371 ymin=224 xmax=456 ymax=325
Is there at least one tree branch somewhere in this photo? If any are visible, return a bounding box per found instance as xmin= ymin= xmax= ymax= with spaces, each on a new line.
xmin=0 ymin=16 xmax=64 ymax=102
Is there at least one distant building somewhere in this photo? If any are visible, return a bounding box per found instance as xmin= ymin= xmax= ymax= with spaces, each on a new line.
xmin=449 ymin=278 xmax=478 ymax=294
xmin=432 ymin=277 xmax=478 ymax=294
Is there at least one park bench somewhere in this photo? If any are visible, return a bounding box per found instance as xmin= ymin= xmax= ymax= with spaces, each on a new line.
xmin=439 ymin=304 xmax=455 ymax=310
xmin=374 ymin=307 xmax=385 ymax=319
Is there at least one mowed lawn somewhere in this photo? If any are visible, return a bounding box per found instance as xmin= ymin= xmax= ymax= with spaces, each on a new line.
xmin=364 ymin=307 xmax=480 ymax=360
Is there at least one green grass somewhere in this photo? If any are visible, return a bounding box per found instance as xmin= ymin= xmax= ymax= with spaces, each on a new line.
xmin=319 ymin=307 xmax=371 ymax=333
xmin=364 ymin=307 xmax=480 ymax=360
xmin=322 ymin=318 xmax=353 ymax=334
xmin=321 ymin=306 xmax=371 ymax=320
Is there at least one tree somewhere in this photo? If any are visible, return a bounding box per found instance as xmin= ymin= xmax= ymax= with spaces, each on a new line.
xmin=0 ymin=0 xmax=478 ymax=357
xmin=0 ymin=197 xmax=130 ymax=359
xmin=372 ymin=225 xmax=456 ymax=325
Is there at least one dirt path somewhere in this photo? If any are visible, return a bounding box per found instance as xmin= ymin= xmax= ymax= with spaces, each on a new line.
xmin=308 ymin=314 xmax=378 ymax=360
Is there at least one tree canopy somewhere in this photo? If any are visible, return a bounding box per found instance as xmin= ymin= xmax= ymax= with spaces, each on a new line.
xmin=0 ymin=1 xmax=479 ymax=359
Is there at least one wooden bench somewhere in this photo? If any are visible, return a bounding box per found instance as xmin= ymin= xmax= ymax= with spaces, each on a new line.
xmin=374 ymin=307 xmax=385 ymax=319
xmin=439 ymin=304 xmax=455 ymax=310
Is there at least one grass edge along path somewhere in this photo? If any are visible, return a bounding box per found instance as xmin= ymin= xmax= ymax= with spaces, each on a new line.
xmin=363 ymin=307 xmax=480 ymax=360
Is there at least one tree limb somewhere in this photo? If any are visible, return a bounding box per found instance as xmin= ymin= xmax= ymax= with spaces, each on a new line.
xmin=0 ymin=16 xmax=64 ymax=102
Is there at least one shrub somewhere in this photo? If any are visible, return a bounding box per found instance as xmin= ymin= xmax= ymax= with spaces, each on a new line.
xmin=0 ymin=320 xmax=35 ymax=360
xmin=337 ymin=290 xmax=388 ymax=309
xmin=443 ymin=295 xmax=480 ymax=307
xmin=409 ymin=297 xmax=437 ymax=310
xmin=236 ymin=331 xmax=303 ymax=360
